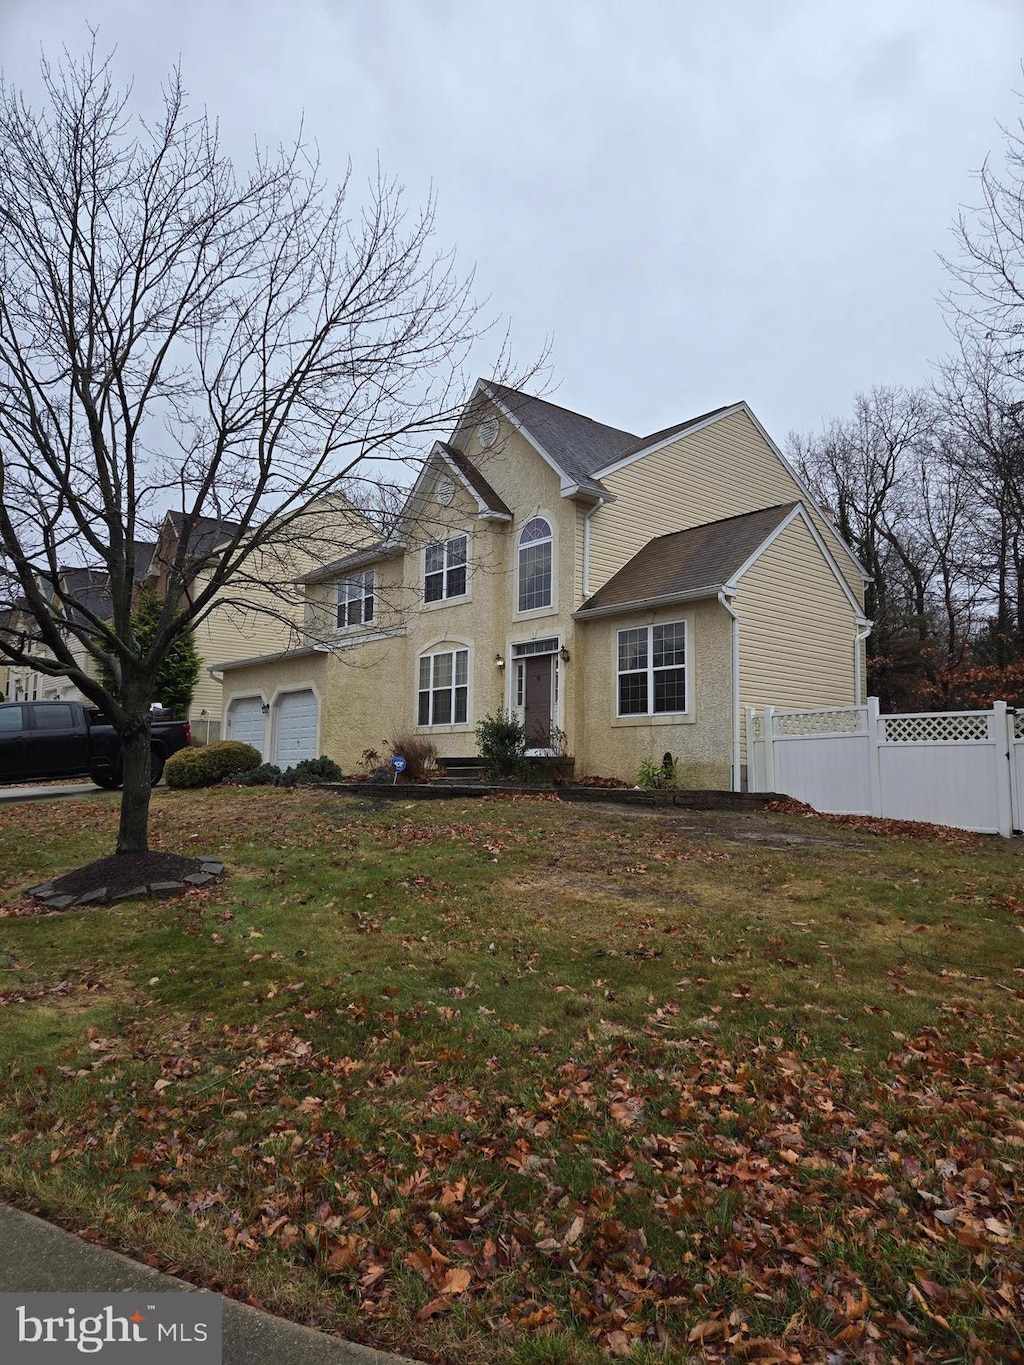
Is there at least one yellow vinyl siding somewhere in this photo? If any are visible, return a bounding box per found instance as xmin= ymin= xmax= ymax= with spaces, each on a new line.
xmin=734 ymin=517 xmax=859 ymax=761
xmin=190 ymin=497 xmax=378 ymax=738
xmin=190 ymin=577 xmax=304 ymax=734
xmin=588 ymin=410 xmax=862 ymax=602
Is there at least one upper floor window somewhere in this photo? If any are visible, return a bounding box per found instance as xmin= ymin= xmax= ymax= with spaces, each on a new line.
xmin=424 ymin=535 xmax=467 ymax=603
xmin=518 ymin=517 xmax=552 ymax=612
xmin=617 ymin=622 xmax=687 ymax=716
xmin=337 ymin=570 xmax=374 ymax=629
xmin=418 ymin=648 xmax=469 ymax=726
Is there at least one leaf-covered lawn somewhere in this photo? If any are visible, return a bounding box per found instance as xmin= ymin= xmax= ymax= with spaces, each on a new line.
xmin=0 ymin=789 xmax=1022 ymax=1364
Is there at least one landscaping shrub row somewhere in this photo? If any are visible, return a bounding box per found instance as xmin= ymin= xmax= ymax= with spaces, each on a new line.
xmin=164 ymin=743 xmax=344 ymax=790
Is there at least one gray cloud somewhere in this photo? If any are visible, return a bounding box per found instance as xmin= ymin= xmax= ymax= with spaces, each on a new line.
xmin=2 ymin=0 xmax=1022 ymax=440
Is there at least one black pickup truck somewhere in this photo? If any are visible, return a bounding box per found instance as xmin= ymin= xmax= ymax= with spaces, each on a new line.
xmin=0 ymin=700 xmax=191 ymax=788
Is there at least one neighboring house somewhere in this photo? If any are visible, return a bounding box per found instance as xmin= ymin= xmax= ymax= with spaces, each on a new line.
xmin=0 ymin=599 xmax=47 ymax=702
xmin=1 ymin=549 xmax=156 ymax=707
xmin=217 ymin=382 xmax=870 ymax=787
xmin=0 ymin=495 xmax=376 ymax=734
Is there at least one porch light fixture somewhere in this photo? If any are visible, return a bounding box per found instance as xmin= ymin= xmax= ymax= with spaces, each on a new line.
xmin=559 ymin=645 xmax=571 ymax=663
xmin=260 ymin=702 xmax=270 ymax=715
xmin=494 ymin=653 xmax=505 ymax=668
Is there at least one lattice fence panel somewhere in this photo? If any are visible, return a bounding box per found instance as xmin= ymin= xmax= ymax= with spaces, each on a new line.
xmin=882 ymin=713 xmax=989 ymax=743
xmin=749 ymin=715 xmax=765 ymax=739
xmin=1014 ymin=712 xmax=1024 ymax=741
xmin=773 ymin=709 xmax=864 ymax=736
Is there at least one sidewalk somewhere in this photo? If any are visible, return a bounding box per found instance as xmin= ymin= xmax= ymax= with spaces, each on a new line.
xmin=0 ymin=1204 xmax=414 ymax=1364
xmin=0 ymin=782 xmax=103 ymax=803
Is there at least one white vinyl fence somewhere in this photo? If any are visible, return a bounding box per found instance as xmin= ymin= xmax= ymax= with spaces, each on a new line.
xmin=747 ymin=699 xmax=1022 ymax=837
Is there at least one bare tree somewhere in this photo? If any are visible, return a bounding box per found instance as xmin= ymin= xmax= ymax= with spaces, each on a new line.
xmin=789 ymin=387 xmax=933 ymax=636
xmin=0 ymin=44 xmax=523 ymax=855
xmin=789 ymin=386 xmax=993 ymax=708
xmin=943 ymin=97 xmax=1024 ymax=385
xmin=939 ymin=338 xmax=1024 ymax=662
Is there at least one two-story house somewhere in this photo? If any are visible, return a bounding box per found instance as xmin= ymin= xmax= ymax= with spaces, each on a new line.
xmin=216 ymin=381 xmax=869 ymax=787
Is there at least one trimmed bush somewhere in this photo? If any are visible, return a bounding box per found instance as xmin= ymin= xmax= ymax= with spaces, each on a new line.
xmin=476 ymin=711 xmax=527 ymax=778
xmin=233 ymin=762 xmax=285 ymax=787
xmin=231 ymin=756 xmax=344 ymax=788
xmin=165 ymin=740 xmax=263 ymax=789
xmin=284 ymin=756 xmax=344 ymax=786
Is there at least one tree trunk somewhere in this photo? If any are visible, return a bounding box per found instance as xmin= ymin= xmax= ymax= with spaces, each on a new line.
xmin=116 ymin=703 xmax=154 ymax=856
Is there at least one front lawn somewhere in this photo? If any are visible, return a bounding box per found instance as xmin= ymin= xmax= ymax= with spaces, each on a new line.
xmin=0 ymin=790 xmax=1021 ymax=1364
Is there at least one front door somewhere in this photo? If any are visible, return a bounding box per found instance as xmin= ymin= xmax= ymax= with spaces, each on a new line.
xmin=523 ymin=655 xmax=552 ymax=748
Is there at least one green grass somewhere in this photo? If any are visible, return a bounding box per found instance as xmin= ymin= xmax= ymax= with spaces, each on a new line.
xmin=0 ymin=788 xmax=1022 ymax=1363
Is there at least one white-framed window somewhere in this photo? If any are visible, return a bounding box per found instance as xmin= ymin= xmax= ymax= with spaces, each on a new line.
xmin=424 ymin=535 xmax=467 ymax=603
xmin=336 ymin=570 xmax=374 ymax=629
xmin=517 ymin=517 xmax=552 ymax=612
xmin=418 ymin=648 xmax=469 ymax=726
xmin=617 ymin=622 xmax=687 ymax=716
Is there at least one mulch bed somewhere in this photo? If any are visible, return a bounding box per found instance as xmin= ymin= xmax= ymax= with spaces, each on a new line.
xmin=49 ymin=852 xmax=205 ymax=898
xmin=17 ymin=852 xmax=225 ymax=913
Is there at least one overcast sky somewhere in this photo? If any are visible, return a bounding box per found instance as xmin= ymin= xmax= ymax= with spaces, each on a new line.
xmin=3 ymin=1 xmax=1024 ymax=444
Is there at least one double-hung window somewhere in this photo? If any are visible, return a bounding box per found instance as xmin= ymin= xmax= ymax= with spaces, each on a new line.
xmin=617 ymin=622 xmax=687 ymax=716
xmin=418 ymin=648 xmax=469 ymax=726
xmin=424 ymin=535 xmax=467 ymax=602
xmin=517 ymin=518 xmax=552 ymax=611
xmin=336 ymin=570 xmax=374 ymax=629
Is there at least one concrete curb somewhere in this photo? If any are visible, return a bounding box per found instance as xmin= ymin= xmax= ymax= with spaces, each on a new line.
xmin=0 ymin=1204 xmax=416 ymax=1364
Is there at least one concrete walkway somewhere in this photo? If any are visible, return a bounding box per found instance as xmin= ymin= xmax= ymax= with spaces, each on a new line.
xmin=0 ymin=782 xmax=104 ymax=803
xmin=0 ymin=1204 xmax=414 ymax=1364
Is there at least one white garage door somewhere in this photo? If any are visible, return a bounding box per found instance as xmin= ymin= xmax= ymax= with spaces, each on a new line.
xmin=273 ymin=690 xmax=318 ymax=768
xmin=226 ymin=697 xmax=267 ymax=757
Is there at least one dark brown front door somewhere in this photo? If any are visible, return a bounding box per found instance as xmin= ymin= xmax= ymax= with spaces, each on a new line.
xmin=524 ymin=655 xmax=552 ymax=747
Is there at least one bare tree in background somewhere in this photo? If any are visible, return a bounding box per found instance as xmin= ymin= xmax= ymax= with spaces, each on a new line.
xmin=789 ymin=387 xmax=988 ymax=709
xmin=939 ymin=338 xmax=1024 ymax=664
xmin=0 ymin=44 xmax=526 ymax=855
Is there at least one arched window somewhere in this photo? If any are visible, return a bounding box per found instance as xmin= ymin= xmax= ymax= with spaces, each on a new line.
xmin=518 ymin=517 xmax=552 ymax=612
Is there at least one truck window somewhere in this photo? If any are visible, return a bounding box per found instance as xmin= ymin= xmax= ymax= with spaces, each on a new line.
xmin=32 ymin=704 xmax=75 ymax=730
xmin=0 ymin=707 xmax=25 ymax=733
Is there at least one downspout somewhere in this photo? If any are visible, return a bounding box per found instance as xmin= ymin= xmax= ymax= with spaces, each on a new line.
xmin=207 ymin=665 xmax=223 ymax=741
xmin=854 ymin=623 xmax=872 ymax=703
xmin=718 ymin=591 xmax=741 ymax=792
xmin=582 ymin=498 xmax=606 ymax=599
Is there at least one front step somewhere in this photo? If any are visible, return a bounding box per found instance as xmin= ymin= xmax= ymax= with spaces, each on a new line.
xmin=436 ymin=757 xmax=486 ymax=782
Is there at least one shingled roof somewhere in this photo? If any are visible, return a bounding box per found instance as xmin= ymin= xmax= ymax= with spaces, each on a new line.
xmin=484 ymin=382 xmax=640 ymax=491
xmin=575 ymin=503 xmax=800 ymax=616
xmin=438 ymin=444 xmax=512 ymax=518
xmin=164 ymin=511 xmax=242 ymax=559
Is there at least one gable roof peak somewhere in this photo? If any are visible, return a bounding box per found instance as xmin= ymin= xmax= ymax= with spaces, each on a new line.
xmin=478 ymin=380 xmax=639 ymax=493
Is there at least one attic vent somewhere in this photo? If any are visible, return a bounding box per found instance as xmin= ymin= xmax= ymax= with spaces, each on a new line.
xmin=478 ymin=416 xmax=499 ymax=449
xmin=435 ymin=477 xmax=455 ymax=507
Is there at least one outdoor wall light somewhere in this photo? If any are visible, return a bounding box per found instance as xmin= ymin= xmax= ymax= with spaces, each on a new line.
xmin=260 ymin=702 xmax=270 ymax=714
xmin=494 ymin=653 xmax=505 ymax=668
xmin=559 ymin=645 xmax=571 ymax=663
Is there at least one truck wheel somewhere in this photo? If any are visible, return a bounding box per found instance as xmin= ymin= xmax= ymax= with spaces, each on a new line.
xmin=91 ymin=771 xmax=122 ymax=790
xmin=150 ymin=750 xmax=165 ymax=786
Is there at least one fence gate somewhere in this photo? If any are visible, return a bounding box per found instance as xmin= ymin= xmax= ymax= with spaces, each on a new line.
xmin=747 ymin=699 xmax=1019 ymax=837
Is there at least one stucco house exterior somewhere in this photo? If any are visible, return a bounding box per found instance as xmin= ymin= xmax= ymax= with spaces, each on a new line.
xmin=216 ymin=382 xmax=870 ymax=787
